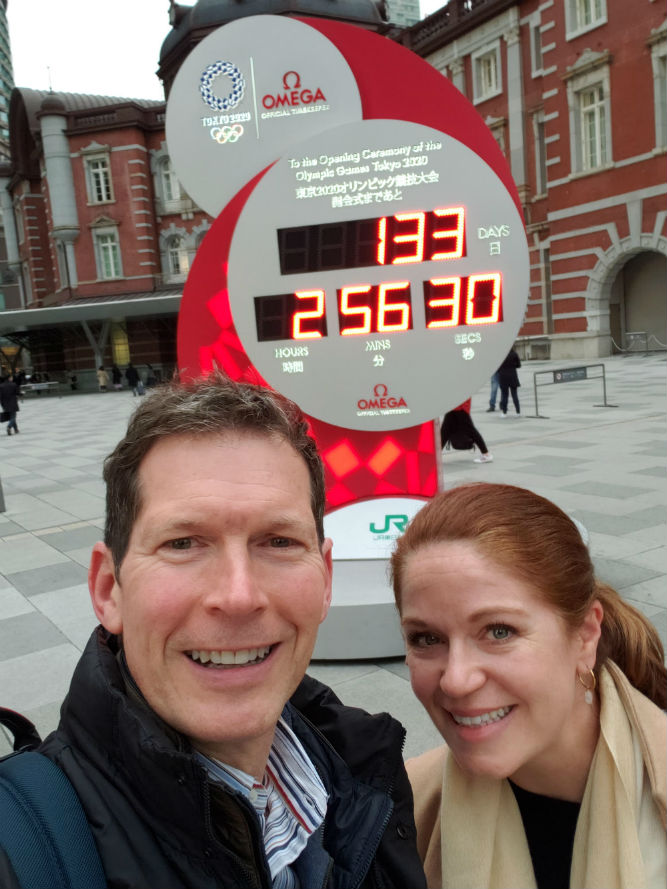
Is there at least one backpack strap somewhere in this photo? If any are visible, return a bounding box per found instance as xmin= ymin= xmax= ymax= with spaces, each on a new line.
xmin=0 ymin=751 xmax=106 ymax=888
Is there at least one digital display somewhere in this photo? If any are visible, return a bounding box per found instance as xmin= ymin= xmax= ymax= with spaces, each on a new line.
xmin=254 ymin=272 xmax=503 ymax=341
xmin=277 ymin=207 xmax=465 ymax=274
xmin=254 ymin=206 xmax=502 ymax=341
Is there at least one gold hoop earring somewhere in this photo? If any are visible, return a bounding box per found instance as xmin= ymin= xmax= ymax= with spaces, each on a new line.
xmin=577 ymin=668 xmax=596 ymax=705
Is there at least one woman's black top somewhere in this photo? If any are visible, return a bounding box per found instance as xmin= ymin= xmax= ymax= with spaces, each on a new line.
xmin=509 ymin=780 xmax=581 ymax=889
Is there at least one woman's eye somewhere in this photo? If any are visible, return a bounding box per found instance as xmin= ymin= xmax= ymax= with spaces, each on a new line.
xmin=488 ymin=624 xmax=513 ymax=641
xmin=407 ymin=632 xmax=440 ymax=648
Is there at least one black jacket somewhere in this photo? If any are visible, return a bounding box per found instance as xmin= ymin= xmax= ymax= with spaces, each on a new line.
xmin=0 ymin=380 xmax=19 ymax=414
xmin=497 ymin=349 xmax=521 ymax=388
xmin=25 ymin=629 xmax=426 ymax=889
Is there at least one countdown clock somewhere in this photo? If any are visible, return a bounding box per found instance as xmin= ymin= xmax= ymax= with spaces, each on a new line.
xmin=228 ymin=119 xmax=528 ymax=431
xmin=171 ymin=16 xmax=530 ymax=657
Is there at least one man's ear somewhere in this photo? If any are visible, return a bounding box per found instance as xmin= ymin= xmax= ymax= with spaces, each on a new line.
xmin=89 ymin=542 xmax=123 ymax=634
xmin=319 ymin=537 xmax=334 ymax=623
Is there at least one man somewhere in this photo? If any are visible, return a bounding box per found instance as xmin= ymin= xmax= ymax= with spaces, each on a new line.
xmin=0 ymin=374 xmax=19 ymax=435
xmin=11 ymin=375 xmax=425 ymax=889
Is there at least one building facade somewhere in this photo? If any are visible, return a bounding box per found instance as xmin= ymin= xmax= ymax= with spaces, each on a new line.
xmin=0 ymin=89 xmax=211 ymax=383
xmin=398 ymin=0 xmax=667 ymax=357
xmin=0 ymin=0 xmax=12 ymax=159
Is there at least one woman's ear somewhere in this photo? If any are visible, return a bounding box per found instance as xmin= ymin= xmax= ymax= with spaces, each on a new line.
xmin=577 ymin=599 xmax=603 ymax=669
xmin=88 ymin=542 xmax=123 ymax=634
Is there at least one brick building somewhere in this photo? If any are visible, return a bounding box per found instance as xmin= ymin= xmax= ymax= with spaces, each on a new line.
xmin=0 ymin=88 xmax=211 ymax=385
xmin=396 ymin=0 xmax=667 ymax=358
xmin=0 ymin=0 xmax=388 ymax=386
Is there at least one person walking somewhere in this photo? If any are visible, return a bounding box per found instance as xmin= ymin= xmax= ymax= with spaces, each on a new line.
xmin=111 ymin=364 xmax=122 ymax=391
xmin=96 ymin=366 xmax=109 ymax=392
xmin=0 ymin=374 xmax=20 ymax=435
xmin=486 ymin=371 xmax=500 ymax=412
xmin=125 ymin=362 xmax=141 ymax=396
xmin=498 ymin=348 xmax=521 ymax=416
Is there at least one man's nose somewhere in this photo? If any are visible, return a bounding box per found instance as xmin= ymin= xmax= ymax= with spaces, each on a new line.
xmin=200 ymin=550 xmax=268 ymax=615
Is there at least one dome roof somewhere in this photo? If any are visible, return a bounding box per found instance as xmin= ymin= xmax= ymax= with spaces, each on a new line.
xmin=160 ymin=0 xmax=384 ymax=67
xmin=39 ymin=93 xmax=66 ymax=114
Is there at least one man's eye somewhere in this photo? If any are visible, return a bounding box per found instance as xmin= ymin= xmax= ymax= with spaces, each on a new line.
xmin=269 ymin=537 xmax=292 ymax=548
xmin=169 ymin=538 xmax=192 ymax=550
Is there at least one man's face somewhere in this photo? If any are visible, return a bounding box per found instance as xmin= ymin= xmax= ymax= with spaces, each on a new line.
xmin=90 ymin=432 xmax=332 ymax=776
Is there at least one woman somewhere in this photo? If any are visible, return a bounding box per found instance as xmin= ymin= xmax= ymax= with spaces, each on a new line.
xmin=497 ymin=348 xmax=521 ymax=415
xmin=390 ymin=483 xmax=666 ymax=889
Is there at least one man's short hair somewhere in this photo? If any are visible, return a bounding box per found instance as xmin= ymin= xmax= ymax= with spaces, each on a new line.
xmin=103 ymin=374 xmax=326 ymax=575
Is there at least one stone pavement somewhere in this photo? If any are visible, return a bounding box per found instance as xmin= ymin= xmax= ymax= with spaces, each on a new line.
xmin=0 ymin=352 xmax=665 ymax=758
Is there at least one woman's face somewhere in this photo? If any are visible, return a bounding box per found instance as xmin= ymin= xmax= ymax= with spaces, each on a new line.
xmin=400 ymin=540 xmax=601 ymax=788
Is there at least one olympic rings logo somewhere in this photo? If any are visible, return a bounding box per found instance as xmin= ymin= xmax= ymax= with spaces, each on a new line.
xmin=210 ymin=124 xmax=244 ymax=144
xmin=200 ymin=61 xmax=245 ymax=112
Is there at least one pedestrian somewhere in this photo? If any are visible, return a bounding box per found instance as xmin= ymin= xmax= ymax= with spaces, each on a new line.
xmin=111 ymin=364 xmax=122 ymax=391
xmin=440 ymin=399 xmax=493 ymax=463
xmin=96 ymin=366 xmax=109 ymax=392
xmin=0 ymin=375 xmax=426 ymax=889
xmin=486 ymin=371 xmax=499 ymax=412
xmin=0 ymin=374 xmax=20 ymax=435
xmin=498 ymin=348 xmax=521 ymax=415
xmin=125 ymin=362 xmax=140 ymax=396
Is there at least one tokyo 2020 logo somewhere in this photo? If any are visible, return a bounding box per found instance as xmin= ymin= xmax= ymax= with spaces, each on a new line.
xmin=200 ymin=61 xmax=245 ymax=112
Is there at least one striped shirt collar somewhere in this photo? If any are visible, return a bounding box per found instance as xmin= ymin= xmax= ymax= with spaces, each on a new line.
xmin=197 ymin=714 xmax=328 ymax=888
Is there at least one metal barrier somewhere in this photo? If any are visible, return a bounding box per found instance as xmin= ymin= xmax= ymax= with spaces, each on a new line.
xmin=21 ymin=382 xmax=61 ymax=398
xmin=529 ymin=363 xmax=618 ymax=419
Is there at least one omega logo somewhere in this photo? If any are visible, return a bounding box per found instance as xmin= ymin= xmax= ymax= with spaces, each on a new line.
xmin=261 ymin=71 xmax=327 ymax=110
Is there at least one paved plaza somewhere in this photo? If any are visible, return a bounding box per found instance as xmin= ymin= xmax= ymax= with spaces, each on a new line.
xmin=0 ymin=352 xmax=665 ymax=758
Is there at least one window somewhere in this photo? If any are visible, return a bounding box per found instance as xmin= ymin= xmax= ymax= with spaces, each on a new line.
xmin=56 ymin=242 xmax=69 ymax=288
xmin=566 ymin=0 xmax=606 ymax=39
xmin=530 ymin=21 xmax=543 ymax=77
xmin=472 ymin=42 xmax=502 ymax=104
xmin=580 ymin=85 xmax=607 ymax=170
xmin=649 ymin=27 xmax=667 ymax=150
xmin=565 ymin=51 xmax=612 ymax=174
xmin=14 ymin=202 xmax=23 ymax=244
xmin=167 ymin=236 xmax=189 ymax=278
xmin=85 ymin=156 xmax=113 ymax=203
xmin=533 ymin=112 xmax=547 ymax=195
xmin=486 ymin=116 xmax=506 ymax=155
xmin=94 ymin=231 xmax=122 ymax=279
xmin=111 ymin=323 xmax=130 ymax=366
xmin=161 ymin=157 xmax=181 ymax=203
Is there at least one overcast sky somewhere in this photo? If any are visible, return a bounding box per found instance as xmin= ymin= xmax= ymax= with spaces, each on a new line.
xmin=8 ymin=0 xmax=442 ymax=101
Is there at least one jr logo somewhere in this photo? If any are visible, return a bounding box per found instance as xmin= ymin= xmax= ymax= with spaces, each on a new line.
xmin=369 ymin=514 xmax=409 ymax=534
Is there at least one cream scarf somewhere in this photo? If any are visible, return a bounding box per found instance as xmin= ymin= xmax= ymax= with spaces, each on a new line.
xmin=411 ymin=661 xmax=666 ymax=889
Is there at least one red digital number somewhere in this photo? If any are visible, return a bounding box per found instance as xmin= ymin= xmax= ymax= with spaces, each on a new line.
xmin=424 ymin=273 xmax=502 ymax=327
xmin=425 ymin=277 xmax=462 ymax=328
xmin=292 ymin=289 xmax=326 ymax=339
xmin=430 ymin=207 xmax=465 ymax=260
xmin=375 ymin=207 xmax=466 ymax=266
xmin=378 ymin=281 xmax=411 ymax=330
xmin=339 ymin=282 xmax=412 ymax=335
xmin=391 ymin=213 xmax=425 ymax=264
xmin=339 ymin=285 xmax=372 ymax=335
xmin=466 ymin=274 xmax=501 ymax=325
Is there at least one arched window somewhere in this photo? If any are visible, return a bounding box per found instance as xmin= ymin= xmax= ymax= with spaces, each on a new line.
xmin=161 ymin=157 xmax=181 ymax=203
xmin=167 ymin=235 xmax=189 ymax=277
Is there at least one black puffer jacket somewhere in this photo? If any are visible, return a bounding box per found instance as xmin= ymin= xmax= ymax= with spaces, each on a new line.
xmin=31 ymin=629 xmax=426 ymax=889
